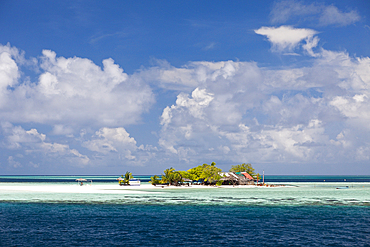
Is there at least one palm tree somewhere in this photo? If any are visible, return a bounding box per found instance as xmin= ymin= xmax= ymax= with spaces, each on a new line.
xmin=150 ymin=175 xmax=161 ymax=185
xmin=161 ymin=167 xmax=175 ymax=184
xmin=161 ymin=167 xmax=183 ymax=185
xmin=124 ymin=171 xmax=133 ymax=185
xmin=172 ymin=171 xmax=182 ymax=186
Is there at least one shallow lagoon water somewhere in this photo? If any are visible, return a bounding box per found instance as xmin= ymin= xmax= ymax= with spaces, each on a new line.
xmin=1 ymin=181 xmax=370 ymax=207
xmin=1 ymin=177 xmax=370 ymax=246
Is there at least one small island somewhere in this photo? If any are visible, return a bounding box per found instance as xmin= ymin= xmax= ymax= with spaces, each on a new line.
xmin=147 ymin=162 xmax=264 ymax=187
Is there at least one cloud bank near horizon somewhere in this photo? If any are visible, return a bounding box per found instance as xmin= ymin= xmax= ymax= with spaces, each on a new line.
xmin=155 ymin=50 xmax=370 ymax=167
xmin=1 ymin=20 xmax=370 ymax=174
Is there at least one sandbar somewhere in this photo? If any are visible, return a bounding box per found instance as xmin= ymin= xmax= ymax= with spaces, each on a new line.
xmin=0 ymin=183 xmax=261 ymax=194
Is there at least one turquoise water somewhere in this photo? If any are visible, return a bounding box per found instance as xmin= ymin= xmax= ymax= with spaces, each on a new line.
xmin=1 ymin=182 xmax=370 ymax=206
xmin=1 ymin=175 xmax=370 ymax=182
xmin=1 ymin=176 xmax=370 ymax=246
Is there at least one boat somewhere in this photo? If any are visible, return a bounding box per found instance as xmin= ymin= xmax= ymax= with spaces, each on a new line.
xmin=129 ymin=179 xmax=140 ymax=186
xmin=336 ymin=186 xmax=349 ymax=189
xmin=117 ymin=177 xmax=141 ymax=186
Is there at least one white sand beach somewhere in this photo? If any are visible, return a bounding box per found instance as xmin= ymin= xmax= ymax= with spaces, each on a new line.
xmin=1 ymin=181 xmax=369 ymax=207
xmin=0 ymin=183 xmax=260 ymax=195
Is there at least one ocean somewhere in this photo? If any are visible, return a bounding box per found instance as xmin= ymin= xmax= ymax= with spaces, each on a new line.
xmin=1 ymin=176 xmax=370 ymax=246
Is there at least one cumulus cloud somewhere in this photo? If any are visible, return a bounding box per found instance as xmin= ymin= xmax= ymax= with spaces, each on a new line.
xmin=142 ymin=60 xmax=245 ymax=91
xmin=255 ymin=26 xmax=318 ymax=54
xmin=0 ymin=45 xmax=155 ymax=130
xmin=1 ymin=123 xmax=89 ymax=165
xmin=218 ymin=120 xmax=328 ymax=162
xmin=0 ymin=46 xmax=20 ymax=107
xmin=1 ymin=39 xmax=370 ymax=172
xmin=83 ymin=127 xmax=137 ymax=159
xmin=155 ymin=47 xmax=370 ymax=167
xmin=83 ymin=127 xmax=157 ymax=165
xmin=270 ymin=0 xmax=360 ymax=26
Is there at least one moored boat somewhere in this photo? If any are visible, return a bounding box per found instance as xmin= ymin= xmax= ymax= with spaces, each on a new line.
xmin=336 ymin=186 xmax=349 ymax=189
xmin=129 ymin=179 xmax=141 ymax=186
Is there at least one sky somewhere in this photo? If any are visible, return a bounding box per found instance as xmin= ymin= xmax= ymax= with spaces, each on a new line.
xmin=0 ymin=0 xmax=370 ymax=175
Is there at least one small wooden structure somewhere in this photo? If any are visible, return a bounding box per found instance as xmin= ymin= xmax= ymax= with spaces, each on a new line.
xmin=220 ymin=172 xmax=254 ymax=185
xmin=76 ymin=178 xmax=87 ymax=186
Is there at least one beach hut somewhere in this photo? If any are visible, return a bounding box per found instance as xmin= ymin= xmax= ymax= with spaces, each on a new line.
xmin=220 ymin=172 xmax=254 ymax=185
xmin=220 ymin=173 xmax=238 ymax=185
xmin=76 ymin=178 xmax=87 ymax=186
xmin=235 ymin=172 xmax=254 ymax=185
xmin=220 ymin=176 xmax=236 ymax=185
xmin=241 ymin=172 xmax=254 ymax=180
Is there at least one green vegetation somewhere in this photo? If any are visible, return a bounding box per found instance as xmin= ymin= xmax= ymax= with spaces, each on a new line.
xmin=123 ymin=171 xmax=133 ymax=185
xmin=254 ymin=173 xmax=261 ymax=181
xmin=161 ymin=167 xmax=182 ymax=185
xmin=186 ymin=162 xmax=222 ymax=182
xmin=149 ymin=162 xmax=257 ymax=186
xmin=229 ymin=163 xmax=255 ymax=176
xmin=158 ymin=162 xmax=223 ymax=186
xmin=150 ymin=175 xmax=161 ymax=185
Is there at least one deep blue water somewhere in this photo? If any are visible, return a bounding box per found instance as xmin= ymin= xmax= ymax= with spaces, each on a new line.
xmin=1 ymin=203 xmax=370 ymax=246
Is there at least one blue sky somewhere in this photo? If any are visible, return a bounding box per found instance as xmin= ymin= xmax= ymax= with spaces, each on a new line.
xmin=0 ymin=0 xmax=369 ymax=175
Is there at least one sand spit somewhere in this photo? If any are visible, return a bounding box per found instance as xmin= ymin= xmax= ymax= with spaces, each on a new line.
xmin=0 ymin=183 xmax=272 ymax=194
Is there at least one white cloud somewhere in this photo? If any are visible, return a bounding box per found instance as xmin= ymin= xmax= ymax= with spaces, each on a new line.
xmin=270 ymin=0 xmax=319 ymax=24
xmin=84 ymin=127 xmax=137 ymax=158
xmin=0 ymin=45 xmax=20 ymax=107
xmin=155 ymin=48 xmax=370 ymax=166
xmin=83 ymin=127 xmax=158 ymax=165
xmin=204 ymin=42 xmax=216 ymax=50
xmin=0 ymin=45 xmax=155 ymax=130
xmin=218 ymin=120 xmax=328 ymax=162
xmin=142 ymin=60 xmax=243 ymax=91
xmin=255 ymin=26 xmax=318 ymax=54
xmin=158 ymin=61 xmax=264 ymax=158
xmin=270 ymin=0 xmax=360 ymax=26
xmin=319 ymin=5 xmax=360 ymax=26
xmin=0 ymin=51 xmax=19 ymax=90
xmin=8 ymin=156 xmax=21 ymax=168
xmin=1 ymin=41 xmax=370 ymax=172
xmin=2 ymin=123 xmax=89 ymax=165
xmin=175 ymin=88 xmax=214 ymax=119
xmin=330 ymin=94 xmax=370 ymax=133
xmin=52 ymin=125 xmax=74 ymax=136
xmin=302 ymin=36 xmax=320 ymax=57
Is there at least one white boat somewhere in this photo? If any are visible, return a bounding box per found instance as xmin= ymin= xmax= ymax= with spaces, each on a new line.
xmin=129 ymin=179 xmax=140 ymax=186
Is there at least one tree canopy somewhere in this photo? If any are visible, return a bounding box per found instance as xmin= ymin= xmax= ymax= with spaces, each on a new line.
xmin=229 ymin=163 xmax=255 ymax=176
xmin=186 ymin=162 xmax=222 ymax=183
xmin=153 ymin=162 xmax=256 ymax=186
xmin=161 ymin=167 xmax=182 ymax=185
xmin=150 ymin=175 xmax=161 ymax=185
